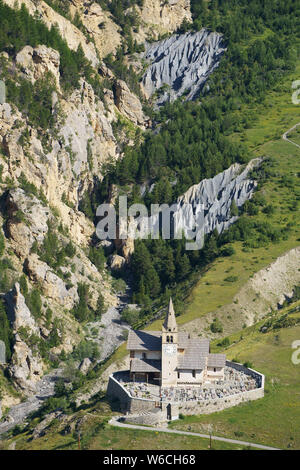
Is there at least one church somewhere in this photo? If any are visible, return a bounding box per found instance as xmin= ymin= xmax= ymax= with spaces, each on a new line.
xmin=127 ymin=298 xmax=226 ymax=387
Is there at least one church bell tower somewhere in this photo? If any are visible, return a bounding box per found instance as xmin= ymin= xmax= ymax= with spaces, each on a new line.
xmin=161 ymin=298 xmax=178 ymax=386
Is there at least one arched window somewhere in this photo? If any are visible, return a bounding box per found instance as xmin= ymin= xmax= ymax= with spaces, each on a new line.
xmin=170 ymin=336 xmax=173 ymax=343
xmin=166 ymin=336 xmax=170 ymax=343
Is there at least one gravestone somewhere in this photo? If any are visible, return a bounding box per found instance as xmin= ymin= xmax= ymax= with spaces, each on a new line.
xmin=0 ymin=80 xmax=5 ymax=104
xmin=0 ymin=340 xmax=6 ymax=364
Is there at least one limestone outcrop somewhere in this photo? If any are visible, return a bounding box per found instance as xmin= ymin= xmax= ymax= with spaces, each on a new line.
xmin=3 ymin=0 xmax=99 ymax=66
xmin=141 ymin=29 xmax=226 ymax=104
xmin=5 ymin=284 xmax=44 ymax=393
xmin=132 ymin=0 xmax=192 ymax=44
xmin=24 ymin=254 xmax=79 ymax=309
xmin=114 ymin=80 xmax=146 ymax=127
xmin=16 ymin=45 xmax=61 ymax=89
xmin=4 ymin=189 xmax=50 ymax=259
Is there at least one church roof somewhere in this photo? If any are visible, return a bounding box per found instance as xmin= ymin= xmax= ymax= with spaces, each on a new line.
xmin=130 ymin=358 xmax=161 ymax=373
xmin=127 ymin=330 xmax=161 ymax=351
xmin=177 ymin=339 xmax=210 ymax=369
xmin=163 ymin=297 xmax=177 ymax=331
xmin=207 ymin=353 xmax=226 ymax=368
xmin=127 ymin=330 xmax=194 ymax=351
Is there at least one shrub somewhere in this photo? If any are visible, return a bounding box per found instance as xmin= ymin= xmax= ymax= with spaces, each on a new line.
xmin=224 ymin=275 xmax=238 ymax=282
xmin=210 ymin=318 xmax=223 ymax=334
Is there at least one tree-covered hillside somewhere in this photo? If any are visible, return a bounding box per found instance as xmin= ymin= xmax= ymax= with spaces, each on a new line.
xmin=87 ymin=0 xmax=300 ymax=318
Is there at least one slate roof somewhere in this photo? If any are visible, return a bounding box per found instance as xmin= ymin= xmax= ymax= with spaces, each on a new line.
xmin=127 ymin=330 xmax=198 ymax=351
xmin=127 ymin=330 xmax=161 ymax=351
xmin=130 ymin=358 xmax=161 ymax=373
xmin=207 ymin=354 xmax=226 ymax=368
xmin=177 ymin=339 xmax=210 ymax=370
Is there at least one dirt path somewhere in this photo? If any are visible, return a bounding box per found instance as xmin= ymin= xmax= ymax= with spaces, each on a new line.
xmin=109 ymin=417 xmax=280 ymax=450
xmin=282 ymin=122 xmax=300 ymax=149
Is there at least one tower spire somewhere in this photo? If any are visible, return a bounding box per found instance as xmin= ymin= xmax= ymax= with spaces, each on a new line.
xmin=163 ymin=297 xmax=177 ymax=331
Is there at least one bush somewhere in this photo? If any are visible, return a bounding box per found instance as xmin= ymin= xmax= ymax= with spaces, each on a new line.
xmin=224 ymin=275 xmax=238 ymax=282
xmin=243 ymin=361 xmax=253 ymax=369
xmin=72 ymin=340 xmax=100 ymax=362
xmin=210 ymin=318 xmax=223 ymax=334
xmin=220 ymin=245 xmax=236 ymax=257
xmin=218 ymin=337 xmax=230 ymax=347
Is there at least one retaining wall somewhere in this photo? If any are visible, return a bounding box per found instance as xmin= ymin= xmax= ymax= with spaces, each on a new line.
xmin=107 ymin=362 xmax=265 ymax=419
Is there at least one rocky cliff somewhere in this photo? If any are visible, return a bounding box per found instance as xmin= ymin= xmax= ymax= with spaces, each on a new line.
xmin=0 ymin=0 xmax=193 ymax=406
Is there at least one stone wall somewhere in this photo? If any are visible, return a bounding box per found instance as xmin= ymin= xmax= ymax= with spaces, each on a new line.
xmin=177 ymin=387 xmax=264 ymax=416
xmin=107 ymin=362 xmax=265 ymax=420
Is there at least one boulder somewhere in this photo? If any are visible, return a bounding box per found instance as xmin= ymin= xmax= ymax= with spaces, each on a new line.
xmin=108 ymin=254 xmax=126 ymax=271
xmin=78 ymin=358 xmax=92 ymax=375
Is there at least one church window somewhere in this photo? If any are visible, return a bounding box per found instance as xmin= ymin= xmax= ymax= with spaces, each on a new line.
xmin=177 ymin=372 xmax=180 ymax=379
xmin=170 ymin=336 xmax=173 ymax=343
xmin=214 ymin=368 xmax=216 ymax=372
xmin=166 ymin=336 xmax=170 ymax=343
xmin=192 ymin=370 xmax=196 ymax=378
xmin=142 ymin=352 xmax=147 ymax=359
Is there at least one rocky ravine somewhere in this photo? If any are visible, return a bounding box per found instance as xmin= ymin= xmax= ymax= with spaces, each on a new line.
xmin=141 ymin=29 xmax=227 ymax=105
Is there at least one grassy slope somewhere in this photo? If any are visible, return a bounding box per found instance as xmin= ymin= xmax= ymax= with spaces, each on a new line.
xmin=169 ymin=305 xmax=300 ymax=449
xmin=3 ymin=401 xmax=244 ymax=450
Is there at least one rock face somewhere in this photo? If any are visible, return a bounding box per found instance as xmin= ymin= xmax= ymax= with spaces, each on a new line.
xmin=132 ymin=0 xmax=192 ymax=44
xmin=3 ymin=0 xmax=99 ymax=66
xmin=142 ymin=29 xmax=226 ymax=104
xmin=109 ymin=254 xmax=126 ymax=272
xmin=67 ymin=0 xmax=192 ymax=57
xmin=24 ymin=254 xmax=79 ymax=309
xmin=5 ymin=283 xmax=39 ymax=335
xmin=114 ymin=80 xmax=146 ymax=127
xmin=69 ymin=1 xmax=122 ymax=58
xmin=4 ymin=189 xmax=50 ymax=259
xmin=5 ymin=284 xmax=43 ymax=394
xmin=16 ymin=45 xmax=61 ymax=89
xmin=79 ymin=357 xmax=92 ymax=375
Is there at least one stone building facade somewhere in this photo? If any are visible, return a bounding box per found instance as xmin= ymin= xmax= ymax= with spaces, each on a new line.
xmin=127 ymin=298 xmax=226 ymax=387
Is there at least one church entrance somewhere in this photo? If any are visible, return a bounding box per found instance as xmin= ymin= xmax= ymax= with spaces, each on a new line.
xmin=167 ymin=403 xmax=172 ymax=420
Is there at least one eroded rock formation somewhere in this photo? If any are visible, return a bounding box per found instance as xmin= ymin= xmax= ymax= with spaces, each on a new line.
xmin=142 ymin=29 xmax=226 ymax=104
